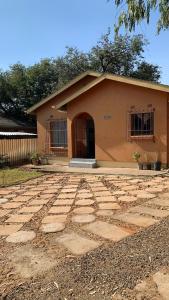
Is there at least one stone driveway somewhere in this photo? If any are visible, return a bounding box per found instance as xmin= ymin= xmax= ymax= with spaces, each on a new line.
xmin=1 ymin=173 xmax=169 ymax=255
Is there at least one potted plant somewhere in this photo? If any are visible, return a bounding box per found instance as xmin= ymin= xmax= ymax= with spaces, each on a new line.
xmin=132 ymin=152 xmax=143 ymax=169
xmin=30 ymin=152 xmax=39 ymax=166
xmin=142 ymin=153 xmax=151 ymax=170
xmin=151 ymin=153 xmax=161 ymax=171
xmin=39 ymin=154 xmax=48 ymax=165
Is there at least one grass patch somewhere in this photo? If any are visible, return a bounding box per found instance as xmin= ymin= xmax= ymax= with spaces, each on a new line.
xmin=0 ymin=168 xmax=43 ymax=187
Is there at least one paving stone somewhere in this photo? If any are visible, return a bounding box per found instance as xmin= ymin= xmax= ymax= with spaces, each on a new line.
xmin=94 ymin=191 xmax=112 ymax=197
xmin=78 ymin=189 xmax=91 ymax=193
xmin=53 ymin=199 xmax=74 ymax=206
xmin=145 ymin=187 xmax=164 ymax=193
xmin=113 ymin=212 xmax=158 ymax=227
xmin=6 ymin=230 xmax=36 ymax=243
xmin=57 ymin=193 xmax=76 ymax=199
xmin=153 ymin=271 xmax=169 ymax=300
xmin=72 ymin=214 xmax=96 ymax=223
xmin=98 ymin=203 xmax=121 ymax=210
xmin=0 ymin=209 xmax=10 ymax=218
xmin=134 ymin=192 xmax=156 ymax=199
xmin=113 ymin=191 xmax=126 ymax=196
xmin=42 ymin=215 xmax=67 ymax=223
xmin=83 ymin=221 xmax=130 ymax=241
xmin=40 ymin=222 xmax=65 ymax=233
xmin=118 ymin=195 xmax=138 ymax=202
xmin=76 ymin=193 xmax=93 ymax=199
xmin=96 ymin=210 xmax=115 ymax=217
xmin=160 ymin=192 xmax=169 ymax=199
xmin=128 ymin=205 xmax=169 ymax=218
xmin=29 ymin=199 xmax=49 ymax=205
xmin=5 ymin=214 xmax=34 ymax=223
xmin=147 ymin=198 xmax=169 ymax=207
xmin=40 ymin=194 xmax=55 ymax=199
xmin=73 ymin=207 xmax=95 ymax=214
xmin=91 ymin=187 xmax=108 ymax=192
xmin=95 ymin=196 xmax=117 ymax=202
xmin=61 ymin=188 xmax=77 ymax=193
xmin=0 ymin=198 xmax=8 ymax=204
xmin=56 ymin=232 xmax=100 ymax=255
xmin=42 ymin=189 xmax=59 ymax=194
xmin=11 ymin=195 xmax=32 ymax=202
xmin=48 ymin=206 xmax=71 ymax=214
xmin=18 ymin=206 xmax=43 ymax=214
xmin=0 ymin=189 xmax=13 ymax=195
xmin=75 ymin=199 xmax=95 ymax=206
xmin=1 ymin=202 xmax=22 ymax=209
xmin=23 ymin=191 xmax=40 ymax=196
xmin=0 ymin=224 xmax=23 ymax=236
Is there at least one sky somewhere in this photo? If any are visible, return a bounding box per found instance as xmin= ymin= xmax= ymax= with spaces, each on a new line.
xmin=0 ymin=0 xmax=168 ymax=84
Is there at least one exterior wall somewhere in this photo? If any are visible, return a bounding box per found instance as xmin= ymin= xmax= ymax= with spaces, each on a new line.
xmin=67 ymin=79 xmax=168 ymax=165
xmin=36 ymin=75 xmax=95 ymax=154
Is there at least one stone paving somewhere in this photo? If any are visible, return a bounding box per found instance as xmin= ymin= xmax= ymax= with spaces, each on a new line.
xmin=1 ymin=173 xmax=169 ymax=256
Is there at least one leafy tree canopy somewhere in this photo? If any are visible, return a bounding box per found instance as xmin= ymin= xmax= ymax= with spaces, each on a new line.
xmin=0 ymin=32 xmax=161 ymax=123
xmin=111 ymin=0 xmax=169 ymax=33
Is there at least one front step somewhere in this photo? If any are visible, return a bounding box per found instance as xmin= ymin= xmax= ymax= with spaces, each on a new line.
xmin=69 ymin=158 xmax=97 ymax=168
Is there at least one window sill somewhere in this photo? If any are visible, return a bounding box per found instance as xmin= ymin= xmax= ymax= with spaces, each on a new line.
xmin=129 ymin=135 xmax=155 ymax=141
xmin=50 ymin=146 xmax=68 ymax=149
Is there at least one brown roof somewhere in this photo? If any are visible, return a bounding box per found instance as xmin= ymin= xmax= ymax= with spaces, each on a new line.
xmin=55 ymin=73 xmax=169 ymax=110
xmin=27 ymin=71 xmax=100 ymax=114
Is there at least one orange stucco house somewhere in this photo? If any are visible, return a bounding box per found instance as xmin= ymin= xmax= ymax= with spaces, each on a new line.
xmin=27 ymin=71 xmax=169 ymax=168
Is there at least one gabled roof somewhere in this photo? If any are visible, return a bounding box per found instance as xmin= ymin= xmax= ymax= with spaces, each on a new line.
xmin=27 ymin=71 xmax=100 ymax=114
xmin=55 ymin=73 xmax=169 ymax=110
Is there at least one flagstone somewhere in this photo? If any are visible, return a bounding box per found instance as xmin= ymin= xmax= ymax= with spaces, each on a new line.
xmin=128 ymin=205 xmax=169 ymax=218
xmin=75 ymin=199 xmax=95 ymax=206
xmin=76 ymin=193 xmax=93 ymax=199
xmin=98 ymin=203 xmax=121 ymax=210
xmin=96 ymin=210 xmax=115 ymax=217
xmin=73 ymin=207 xmax=95 ymax=214
xmin=94 ymin=191 xmax=112 ymax=197
xmin=0 ymin=198 xmax=8 ymax=204
xmin=40 ymin=194 xmax=55 ymax=199
xmin=113 ymin=212 xmax=158 ymax=227
xmin=22 ymin=191 xmax=40 ymax=196
xmin=53 ymin=199 xmax=74 ymax=206
xmin=83 ymin=221 xmax=130 ymax=241
xmin=118 ymin=195 xmax=138 ymax=202
xmin=113 ymin=191 xmax=126 ymax=196
xmin=72 ymin=214 xmax=96 ymax=223
xmin=5 ymin=214 xmax=34 ymax=223
xmin=122 ymin=185 xmax=138 ymax=191
xmin=42 ymin=189 xmax=59 ymax=194
xmin=57 ymin=193 xmax=76 ymax=199
xmin=147 ymin=198 xmax=169 ymax=207
xmin=29 ymin=199 xmax=49 ymax=205
xmin=18 ymin=206 xmax=43 ymax=214
xmin=145 ymin=187 xmax=165 ymax=193
xmin=0 ymin=224 xmax=23 ymax=236
xmin=11 ymin=195 xmax=33 ymax=202
xmin=61 ymin=188 xmax=77 ymax=193
xmin=91 ymin=187 xmax=108 ymax=192
xmin=160 ymin=192 xmax=169 ymax=198
xmin=153 ymin=271 xmax=169 ymax=300
xmin=56 ymin=232 xmax=100 ymax=255
xmin=6 ymin=230 xmax=36 ymax=243
xmin=0 ymin=189 xmax=13 ymax=195
xmin=48 ymin=206 xmax=71 ymax=214
xmin=40 ymin=222 xmax=65 ymax=233
xmin=137 ymin=192 xmax=156 ymax=199
xmin=42 ymin=215 xmax=67 ymax=223
xmin=95 ymin=196 xmax=116 ymax=202
xmin=2 ymin=202 xmax=22 ymax=209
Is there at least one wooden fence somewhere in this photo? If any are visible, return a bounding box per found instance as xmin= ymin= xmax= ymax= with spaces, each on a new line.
xmin=0 ymin=138 xmax=37 ymax=166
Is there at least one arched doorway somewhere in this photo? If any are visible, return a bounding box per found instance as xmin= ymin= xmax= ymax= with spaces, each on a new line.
xmin=72 ymin=113 xmax=95 ymax=159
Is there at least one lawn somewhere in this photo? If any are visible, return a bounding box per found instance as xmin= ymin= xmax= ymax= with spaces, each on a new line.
xmin=0 ymin=168 xmax=43 ymax=186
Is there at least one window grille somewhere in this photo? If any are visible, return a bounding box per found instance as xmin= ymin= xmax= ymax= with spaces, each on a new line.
xmin=128 ymin=111 xmax=154 ymax=139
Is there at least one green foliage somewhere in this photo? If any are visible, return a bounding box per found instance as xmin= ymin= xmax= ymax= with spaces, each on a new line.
xmin=0 ymin=31 xmax=161 ymax=123
xmin=112 ymin=0 xmax=169 ymax=33
xmin=132 ymin=152 xmax=141 ymax=162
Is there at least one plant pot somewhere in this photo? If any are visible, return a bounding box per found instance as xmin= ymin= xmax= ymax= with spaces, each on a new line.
xmin=151 ymin=161 xmax=161 ymax=171
xmin=40 ymin=157 xmax=48 ymax=165
xmin=138 ymin=162 xmax=143 ymax=170
xmin=31 ymin=159 xmax=39 ymax=166
xmin=142 ymin=163 xmax=151 ymax=170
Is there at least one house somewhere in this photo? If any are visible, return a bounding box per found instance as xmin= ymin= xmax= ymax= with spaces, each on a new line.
xmin=0 ymin=113 xmax=36 ymax=133
xmin=27 ymin=71 xmax=169 ymax=168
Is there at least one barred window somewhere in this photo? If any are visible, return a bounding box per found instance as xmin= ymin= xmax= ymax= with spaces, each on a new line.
xmin=130 ymin=112 xmax=154 ymax=136
xmin=50 ymin=119 xmax=67 ymax=147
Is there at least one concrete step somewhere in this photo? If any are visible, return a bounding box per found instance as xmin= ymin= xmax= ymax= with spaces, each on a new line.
xmin=69 ymin=158 xmax=97 ymax=168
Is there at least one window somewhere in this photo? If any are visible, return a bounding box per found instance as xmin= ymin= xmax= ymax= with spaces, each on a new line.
xmin=130 ymin=112 xmax=154 ymax=136
xmin=50 ymin=119 xmax=67 ymax=148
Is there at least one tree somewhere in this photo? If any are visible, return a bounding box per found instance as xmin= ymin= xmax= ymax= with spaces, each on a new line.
xmin=131 ymin=61 xmax=161 ymax=82
xmin=112 ymin=0 xmax=169 ymax=34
